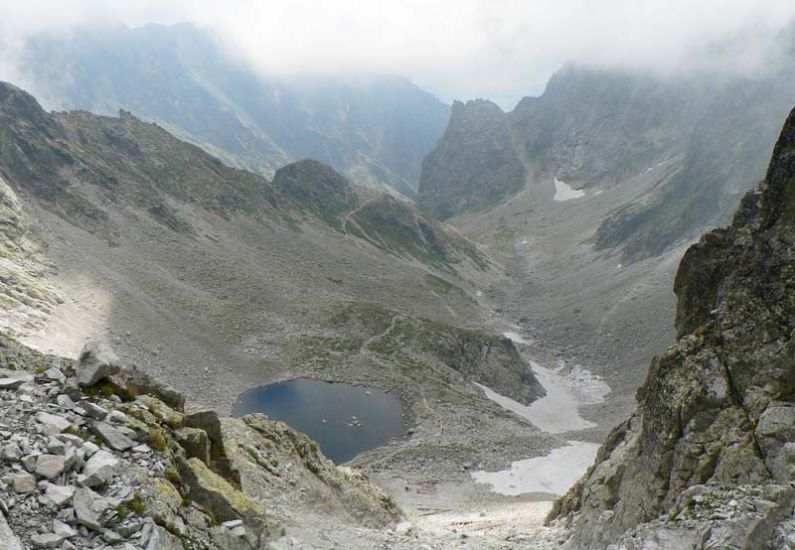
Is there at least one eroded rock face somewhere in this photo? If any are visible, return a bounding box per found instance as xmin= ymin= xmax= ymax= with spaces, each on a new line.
xmin=419 ymin=99 xmax=525 ymax=220
xmin=553 ymin=107 xmax=795 ymax=548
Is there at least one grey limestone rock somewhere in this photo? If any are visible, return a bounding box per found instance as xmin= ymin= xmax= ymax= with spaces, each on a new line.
xmin=75 ymin=341 xmax=120 ymax=387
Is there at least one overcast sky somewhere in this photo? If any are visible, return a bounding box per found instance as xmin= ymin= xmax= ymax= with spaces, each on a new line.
xmin=1 ymin=0 xmax=795 ymax=107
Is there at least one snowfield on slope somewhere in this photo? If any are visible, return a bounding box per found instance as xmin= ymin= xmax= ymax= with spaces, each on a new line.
xmin=553 ymin=178 xmax=586 ymax=201
xmin=470 ymin=331 xmax=610 ymax=497
xmin=471 ymin=441 xmax=601 ymax=495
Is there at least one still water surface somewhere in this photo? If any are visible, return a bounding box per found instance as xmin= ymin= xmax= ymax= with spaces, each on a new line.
xmin=233 ymin=379 xmax=404 ymax=463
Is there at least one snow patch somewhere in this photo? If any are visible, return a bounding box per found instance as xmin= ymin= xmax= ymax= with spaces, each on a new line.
xmin=553 ymin=178 xmax=585 ymax=202
xmin=502 ymin=331 xmax=532 ymax=345
xmin=479 ymin=332 xmax=612 ymax=434
xmin=471 ymin=441 xmax=600 ymax=496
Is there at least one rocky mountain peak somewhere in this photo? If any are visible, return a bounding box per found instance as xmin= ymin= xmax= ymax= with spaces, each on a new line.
xmin=419 ymin=98 xmax=524 ymax=220
xmin=757 ymin=106 xmax=795 ymax=228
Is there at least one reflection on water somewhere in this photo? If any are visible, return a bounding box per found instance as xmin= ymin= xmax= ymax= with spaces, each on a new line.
xmin=233 ymin=379 xmax=405 ymax=463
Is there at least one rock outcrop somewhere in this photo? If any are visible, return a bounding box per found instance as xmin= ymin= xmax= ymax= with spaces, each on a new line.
xmin=419 ymin=99 xmax=526 ymax=220
xmin=0 ymin=336 xmax=400 ymax=549
xmin=551 ymin=106 xmax=795 ymax=548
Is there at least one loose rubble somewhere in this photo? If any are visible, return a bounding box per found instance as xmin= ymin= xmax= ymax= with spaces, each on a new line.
xmin=0 ymin=341 xmax=274 ymax=549
xmin=0 ymin=334 xmax=404 ymax=549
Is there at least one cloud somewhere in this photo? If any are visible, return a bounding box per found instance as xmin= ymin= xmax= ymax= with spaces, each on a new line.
xmin=1 ymin=0 xmax=794 ymax=107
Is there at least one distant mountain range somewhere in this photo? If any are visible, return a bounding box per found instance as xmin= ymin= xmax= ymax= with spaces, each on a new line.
xmin=420 ymin=60 xmax=795 ymax=261
xmin=15 ymin=23 xmax=451 ymax=197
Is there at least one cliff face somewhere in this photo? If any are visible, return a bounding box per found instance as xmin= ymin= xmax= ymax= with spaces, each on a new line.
xmin=418 ymin=99 xmax=526 ymax=220
xmin=552 ymin=107 xmax=795 ymax=549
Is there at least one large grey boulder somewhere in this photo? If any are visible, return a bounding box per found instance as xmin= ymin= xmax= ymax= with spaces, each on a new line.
xmin=0 ymin=378 xmax=25 ymax=390
xmin=75 ymin=342 xmax=120 ymax=387
xmin=35 ymin=412 xmax=71 ymax=435
xmin=89 ymin=421 xmax=134 ymax=452
xmin=73 ymin=487 xmax=112 ymax=531
xmin=35 ymin=455 xmax=67 ymax=480
xmin=44 ymin=484 xmax=75 ymax=507
xmin=81 ymin=450 xmax=119 ymax=487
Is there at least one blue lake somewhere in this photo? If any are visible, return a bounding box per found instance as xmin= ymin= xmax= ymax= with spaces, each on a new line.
xmin=233 ymin=379 xmax=405 ymax=463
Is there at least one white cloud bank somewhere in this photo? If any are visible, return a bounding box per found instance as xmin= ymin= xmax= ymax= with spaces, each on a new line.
xmin=0 ymin=0 xmax=794 ymax=106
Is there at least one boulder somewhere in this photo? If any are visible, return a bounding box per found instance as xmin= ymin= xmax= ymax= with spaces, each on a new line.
xmin=1 ymin=442 xmax=23 ymax=461
xmin=42 ymin=367 xmax=65 ymax=384
xmin=138 ymin=395 xmax=184 ymax=428
xmin=81 ymin=450 xmax=119 ymax=487
xmin=75 ymin=341 xmax=120 ymax=387
xmin=89 ymin=421 xmax=134 ymax=451
xmin=52 ymin=519 xmax=76 ymax=539
xmin=0 ymin=513 xmax=23 ymax=550
xmin=35 ymin=455 xmax=67 ymax=480
xmin=175 ymin=427 xmax=210 ymax=465
xmin=44 ymin=484 xmax=75 ymax=507
xmin=179 ymin=457 xmax=266 ymax=523
xmin=35 ymin=412 xmax=71 ymax=435
xmin=78 ymin=401 xmax=108 ymax=421
xmin=72 ymin=487 xmax=112 ymax=531
xmin=143 ymin=524 xmax=184 ymax=550
xmin=185 ymin=410 xmax=240 ymax=487
xmin=29 ymin=533 xmax=63 ymax=548
xmin=0 ymin=378 xmax=24 ymax=390
xmin=11 ymin=472 xmax=36 ymax=493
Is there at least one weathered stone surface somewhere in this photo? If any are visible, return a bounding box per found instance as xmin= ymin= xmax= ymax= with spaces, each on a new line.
xmin=89 ymin=421 xmax=134 ymax=451
xmin=75 ymin=341 xmax=120 ymax=387
xmin=52 ymin=519 xmax=76 ymax=539
xmin=46 ymin=437 xmax=65 ymax=455
xmin=138 ymin=395 xmax=183 ymax=428
xmin=143 ymin=524 xmax=184 ymax=550
xmin=44 ymin=484 xmax=75 ymax=507
xmin=21 ymin=453 xmax=38 ymax=472
xmin=42 ymin=367 xmax=65 ymax=383
xmin=35 ymin=412 xmax=71 ymax=435
xmin=11 ymin=472 xmax=36 ymax=493
xmin=185 ymin=410 xmax=240 ymax=487
xmin=175 ymin=427 xmax=210 ymax=465
xmin=55 ymin=394 xmax=74 ymax=409
xmin=1 ymin=442 xmax=23 ymax=461
xmin=554 ymin=106 xmax=795 ymax=548
xmin=81 ymin=441 xmax=99 ymax=458
xmin=107 ymin=410 xmax=127 ymax=424
xmin=29 ymin=532 xmax=63 ymax=548
xmin=0 ymin=378 xmax=24 ymax=390
xmin=0 ymin=512 xmax=23 ymax=549
xmin=35 ymin=454 xmax=67 ymax=480
xmin=81 ymin=450 xmax=119 ymax=487
xmin=78 ymin=401 xmax=108 ymax=420
xmin=72 ymin=487 xmax=112 ymax=531
xmin=180 ymin=457 xmax=266 ymax=523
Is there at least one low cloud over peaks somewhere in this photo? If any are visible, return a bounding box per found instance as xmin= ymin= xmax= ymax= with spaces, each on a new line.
xmin=1 ymin=0 xmax=794 ymax=107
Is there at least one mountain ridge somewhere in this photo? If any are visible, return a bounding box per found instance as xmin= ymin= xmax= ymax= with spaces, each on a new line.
xmin=16 ymin=22 xmax=451 ymax=197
